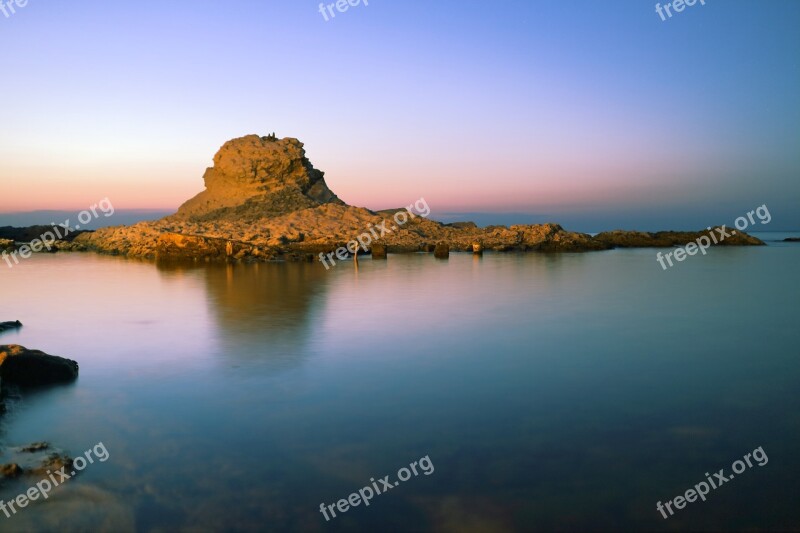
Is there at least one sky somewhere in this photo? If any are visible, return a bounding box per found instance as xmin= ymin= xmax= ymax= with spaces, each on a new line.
xmin=0 ymin=0 xmax=798 ymax=231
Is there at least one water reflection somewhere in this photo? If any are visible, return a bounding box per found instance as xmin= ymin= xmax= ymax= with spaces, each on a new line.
xmin=156 ymin=261 xmax=330 ymax=373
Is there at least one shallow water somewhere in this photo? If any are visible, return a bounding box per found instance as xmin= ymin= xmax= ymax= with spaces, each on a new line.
xmin=1 ymin=243 xmax=798 ymax=531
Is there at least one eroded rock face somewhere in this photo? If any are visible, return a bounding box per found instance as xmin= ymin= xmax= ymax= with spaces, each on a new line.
xmin=171 ymin=135 xmax=342 ymax=222
xmin=0 ymin=345 xmax=79 ymax=387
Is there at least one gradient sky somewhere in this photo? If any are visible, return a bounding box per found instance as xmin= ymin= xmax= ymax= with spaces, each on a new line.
xmin=1 ymin=0 xmax=798 ymax=230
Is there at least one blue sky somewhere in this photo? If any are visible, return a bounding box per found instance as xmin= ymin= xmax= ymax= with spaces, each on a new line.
xmin=0 ymin=0 xmax=798 ymax=230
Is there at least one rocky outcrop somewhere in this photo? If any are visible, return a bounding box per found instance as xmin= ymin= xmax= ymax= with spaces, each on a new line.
xmin=784 ymin=237 xmax=800 ymax=242
xmin=594 ymin=228 xmax=765 ymax=248
xmin=0 ymin=345 xmax=79 ymax=387
xmin=170 ymin=135 xmax=342 ymax=222
xmin=0 ymin=321 xmax=22 ymax=334
xmin=1 ymin=442 xmax=74 ymax=481
xmin=0 ymin=225 xmax=89 ymax=243
xmin=71 ymin=134 xmax=765 ymax=261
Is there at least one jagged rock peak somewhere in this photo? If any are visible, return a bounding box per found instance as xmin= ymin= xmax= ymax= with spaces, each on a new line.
xmin=172 ymin=134 xmax=343 ymax=221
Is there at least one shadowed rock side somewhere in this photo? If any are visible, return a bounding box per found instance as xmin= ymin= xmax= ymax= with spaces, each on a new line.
xmin=0 ymin=345 xmax=79 ymax=387
xmin=0 ymin=321 xmax=22 ymax=334
xmin=75 ymin=134 xmax=765 ymax=261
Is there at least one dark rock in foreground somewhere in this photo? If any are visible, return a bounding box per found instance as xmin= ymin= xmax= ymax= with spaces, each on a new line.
xmin=0 ymin=345 xmax=79 ymax=387
xmin=784 ymin=237 xmax=800 ymax=242
xmin=0 ymin=321 xmax=22 ymax=333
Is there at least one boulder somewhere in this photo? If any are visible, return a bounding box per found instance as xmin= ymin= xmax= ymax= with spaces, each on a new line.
xmin=0 ymin=345 xmax=79 ymax=387
xmin=0 ymin=320 xmax=22 ymax=333
xmin=371 ymin=243 xmax=387 ymax=259
xmin=434 ymin=243 xmax=450 ymax=259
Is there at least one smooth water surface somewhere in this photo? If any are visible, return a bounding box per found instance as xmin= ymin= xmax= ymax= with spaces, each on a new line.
xmin=1 ymin=244 xmax=798 ymax=531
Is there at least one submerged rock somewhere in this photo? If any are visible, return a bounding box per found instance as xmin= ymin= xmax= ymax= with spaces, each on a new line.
xmin=0 ymin=463 xmax=22 ymax=479
xmin=0 ymin=345 xmax=79 ymax=387
xmin=1 ymin=445 xmax=74 ymax=481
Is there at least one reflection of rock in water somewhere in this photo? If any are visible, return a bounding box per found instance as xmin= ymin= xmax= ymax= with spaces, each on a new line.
xmin=156 ymin=261 xmax=328 ymax=373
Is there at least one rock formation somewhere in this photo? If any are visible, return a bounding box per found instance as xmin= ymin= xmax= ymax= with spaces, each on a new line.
xmin=594 ymin=229 xmax=764 ymax=247
xmin=0 ymin=344 xmax=79 ymax=387
xmin=71 ymin=134 xmax=764 ymax=261
xmin=0 ymin=320 xmax=22 ymax=334
xmin=170 ymin=135 xmax=342 ymax=222
xmin=0 ymin=337 xmax=79 ymax=482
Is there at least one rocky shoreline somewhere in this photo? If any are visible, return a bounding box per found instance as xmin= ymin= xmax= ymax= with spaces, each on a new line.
xmin=2 ymin=135 xmax=765 ymax=264
xmin=0 ymin=325 xmax=80 ymax=483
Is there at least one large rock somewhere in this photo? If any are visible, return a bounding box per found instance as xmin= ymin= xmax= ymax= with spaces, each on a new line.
xmin=0 ymin=321 xmax=22 ymax=333
xmin=0 ymin=345 xmax=79 ymax=387
xmin=171 ymin=135 xmax=343 ymax=222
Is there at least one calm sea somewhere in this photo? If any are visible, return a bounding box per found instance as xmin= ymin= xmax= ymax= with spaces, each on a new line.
xmin=1 ymin=236 xmax=798 ymax=531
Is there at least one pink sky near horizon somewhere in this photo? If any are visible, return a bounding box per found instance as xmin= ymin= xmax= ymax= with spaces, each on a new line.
xmin=0 ymin=127 xmax=751 ymax=215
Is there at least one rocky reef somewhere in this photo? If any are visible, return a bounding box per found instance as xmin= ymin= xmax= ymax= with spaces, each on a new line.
xmin=68 ymin=134 xmax=764 ymax=262
xmin=0 ymin=336 xmax=80 ymax=482
xmin=593 ymin=229 xmax=763 ymax=247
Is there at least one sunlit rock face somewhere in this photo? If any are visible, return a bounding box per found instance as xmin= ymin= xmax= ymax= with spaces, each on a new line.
xmin=171 ymin=135 xmax=343 ymax=222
